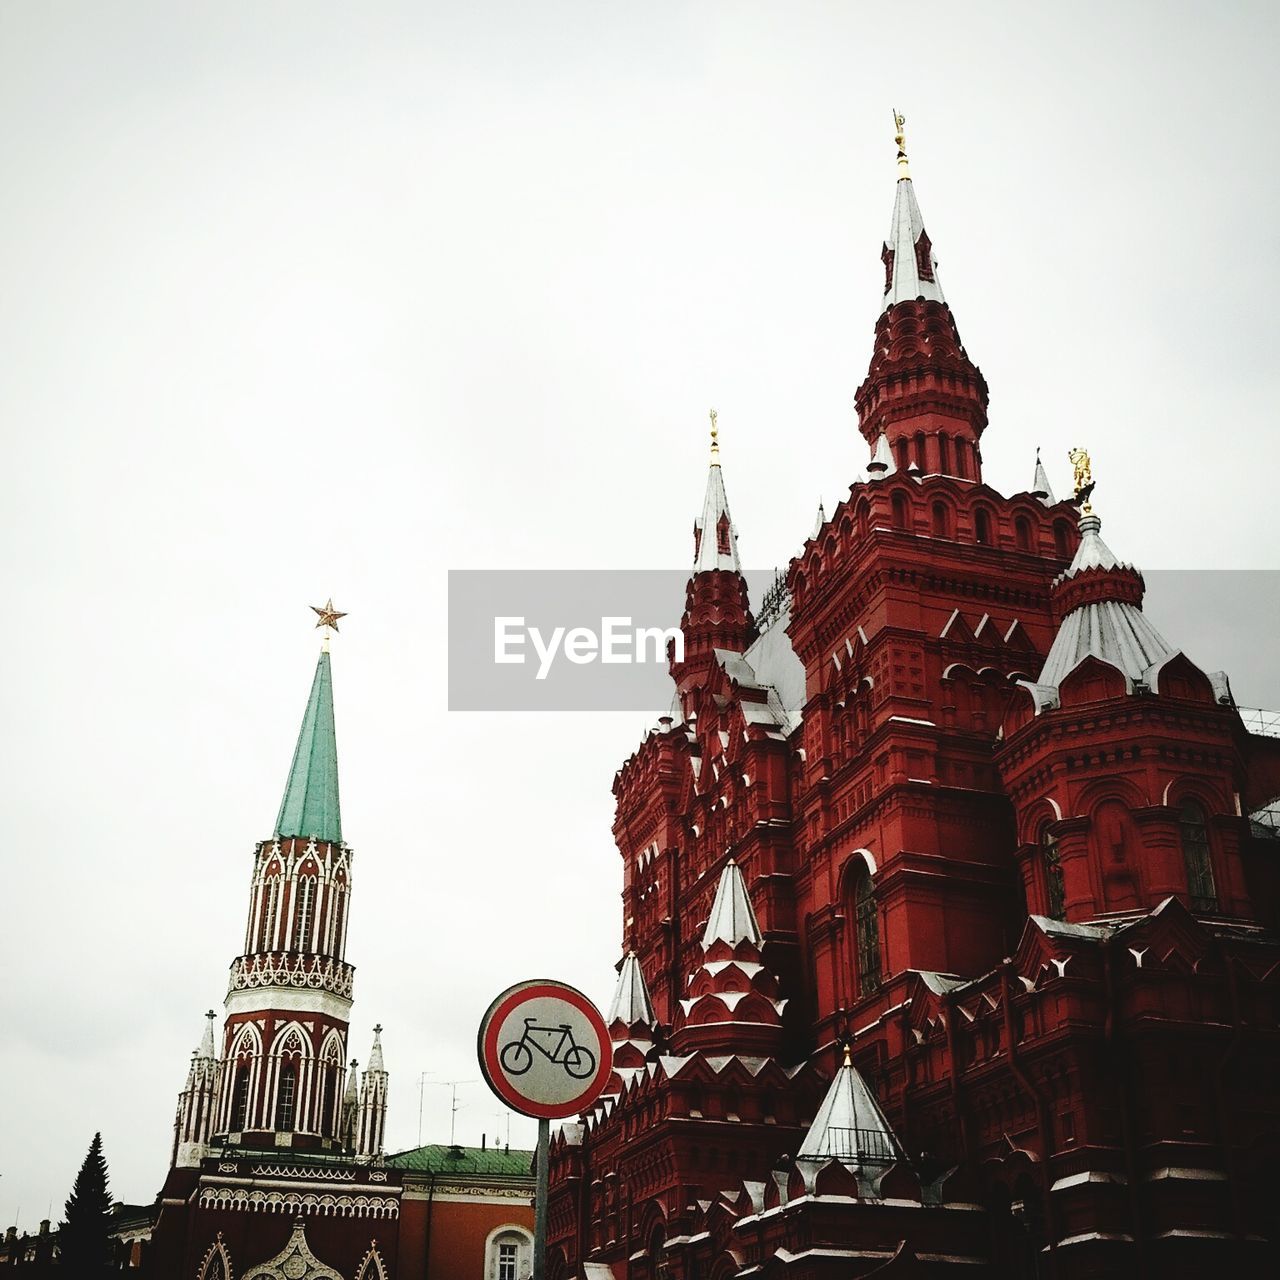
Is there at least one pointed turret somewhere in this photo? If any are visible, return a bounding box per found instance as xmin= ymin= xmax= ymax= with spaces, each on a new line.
xmin=881 ymin=116 xmax=945 ymax=313
xmin=341 ymin=1059 xmax=360 ymax=1151
xmin=1036 ymin=508 xmax=1175 ymax=695
xmin=275 ymin=650 xmax=342 ymax=845
xmin=607 ymin=952 xmax=656 ymax=1030
xmin=865 ymin=432 xmax=896 ymax=479
xmin=812 ymin=500 xmax=826 ymax=539
xmin=701 ymin=859 xmax=763 ymax=948
xmin=797 ymin=1046 xmax=903 ymax=1181
xmin=172 ymin=1010 xmax=220 ymax=1168
xmin=856 ymin=116 xmax=988 ymax=482
xmin=357 ymin=1026 xmax=389 ymax=1160
xmin=671 ymin=412 xmax=756 ymax=719
xmin=1030 ymin=448 xmax=1056 ymax=504
xmin=672 ymin=860 xmax=786 ymax=1056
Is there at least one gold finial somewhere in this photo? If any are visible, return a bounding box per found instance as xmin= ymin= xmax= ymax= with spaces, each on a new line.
xmin=709 ymin=407 xmax=720 ymax=464
xmin=842 ymin=1041 xmax=853 ymax=1068
xmin=893 ymin=109 xmax=910 ymax=180
xmin=1068 ymin=448 xmax=1095 ymax=514
xmin=310 ymin=598 xmax=347 ymax=652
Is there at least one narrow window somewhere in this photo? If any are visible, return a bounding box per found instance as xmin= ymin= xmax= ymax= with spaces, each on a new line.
xmin=853 ymin=863 xmax=881 ymax=994
xmin=895 ymin=438 xmax=910 ymax=471
xmin=975 ymin=507 xmax=992 ymax=545
xmin=1179 ymin=802 xmax=1218 ymax=912
xmin=276 ymin=1064 xmax=297 ymax=1131
xmin=938 ymin=434 xmax=952 ymax=474
xmin=914 ymin=430 xmax=927 ymax=472
xmin=322 ymin=1063 xmax=338 ymax=1136
xmin=931 ymin=501 xmax=950 ymax=538
xmin=1015 ymin=515 xmax=1033 ymax=551
xmin=954 ymin=438 xmax=970 ymax=480
xmin=891 ymin=492 xmax=910 ymax=530
xmin=1042 ymin=829 xmax=1065 ymax=919
xmin=716 ymin=512 xmax=732 ymax=556
xmin=295 ymin=878 xmax=317 ymax=951
xmin=259 ymin=877 xmax=280 ymax=951
xmin=231 ymin=1068 xmax=251 ymax=1131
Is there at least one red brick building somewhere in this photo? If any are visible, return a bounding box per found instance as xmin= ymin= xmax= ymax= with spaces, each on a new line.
xmin=546 ymin=127 xmax=1280 ymax=1277
xmin=138 ymin=642 xmax=533 ymax=1279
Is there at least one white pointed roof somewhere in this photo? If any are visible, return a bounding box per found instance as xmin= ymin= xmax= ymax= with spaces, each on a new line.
xmin=1038 ymin=514 xmax=1176 ymax=689
xmin=366 ymin=1026 xmax=385 ymax=1074
xmin=866 ymin=433 xmax=896 ymax=478
xmin=1030 ymin=451 xmax=1056 ymax=504
xmin=812 ymin=501 xmax=826 ymax=539
xmin=607 ymin=952 xmax=655 ymax=1027
xmin=344 ymin=1060 xmax=360 ymax=1105
xmin=797 ymin=1051 xmax=902 ymax=1166
xmin=693 ymin=461 xmax=742 ymax=574
xmin=198 ymin=1010 xmax=217 ymax=1061
xmin=701 ymin=859 xmax=762 ymax=948
xmin=883 ymin=179 xmax=945 ymax=312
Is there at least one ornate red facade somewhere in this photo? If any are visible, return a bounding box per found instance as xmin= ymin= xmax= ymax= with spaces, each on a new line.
xmin=547 ymin=143 xmax=1280 ymax=1278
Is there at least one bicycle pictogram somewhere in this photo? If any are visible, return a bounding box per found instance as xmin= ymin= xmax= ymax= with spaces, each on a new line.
xmin=500 ymin=1017 xmax=597 ymax=1080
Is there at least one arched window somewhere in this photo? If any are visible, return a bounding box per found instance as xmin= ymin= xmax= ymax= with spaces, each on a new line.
xmin=852 ymin=862 xmax=881 ymax=995
xmin=954 ymin=438 xmax=970 ymax=480
xmin=295 ymin=877 xmax=317 ymax=951
xmin=1179 ymin=802 xmax=1218 ymax=912
xmin=891 ymin=492 xmax=910 ymax=530
xmin=716 ymin=512 xmax=732 ymax=556
xmin=931 ymin=501 xmax=951 ymax=538
xmin=895 ymin=438 xmax=910 ymax=471
xmin=914 ymin=430 xmax=927 ymax=472
xmin=199 ymin=1241 xmax=232 ymax=1280
xmin=939 ymin=434 xmax=952 ymax=474
xmin=1042 ymin=828 xmax=1065 ymax=919
xmin=231 ymin=1067 xmax=251 ymax=1131
xmin=975 ymin=507 xmax=993 ymax=545
xmin=322 ymin=1062 xmax=338 ymax=1136
xmin=276 ymin=1063 xmax=297 ymax=1132
xmin=1015 ymin=515 xmax=1033 ymax=551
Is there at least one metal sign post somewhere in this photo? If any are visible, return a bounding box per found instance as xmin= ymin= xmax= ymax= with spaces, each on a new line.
xmin=534 ymin=1116 xmax=549 ymax=1280
xmin=477 ymin=979 xmax=614 ymax=1280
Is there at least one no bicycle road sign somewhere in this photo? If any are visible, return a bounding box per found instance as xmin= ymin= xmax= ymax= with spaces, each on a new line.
xmin=478 ymin=979 xmax=613 ymax=1120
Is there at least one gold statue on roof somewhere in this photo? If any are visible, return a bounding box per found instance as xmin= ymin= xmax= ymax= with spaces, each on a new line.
xmin=1068 ymin=448 xmax=1095 ymax=514
xmin=893 ymin=109 xmax=910 ymax=179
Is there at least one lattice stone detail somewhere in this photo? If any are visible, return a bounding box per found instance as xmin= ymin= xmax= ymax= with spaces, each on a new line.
xmin=228 ymin=953 xmax=355 ymax=999
xmin=197 ymin=1187 xmax=399 ymax=1219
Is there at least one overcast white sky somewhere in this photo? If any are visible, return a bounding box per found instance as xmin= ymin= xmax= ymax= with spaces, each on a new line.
xmin=2 ymin=0 xmax=1278 ymax=1224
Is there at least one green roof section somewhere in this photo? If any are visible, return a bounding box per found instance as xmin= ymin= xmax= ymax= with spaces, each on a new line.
xmin=275 ymin=649 xmax=342 ymax=845
xmin=385 ymin=1143 xmax=534 ymax=1177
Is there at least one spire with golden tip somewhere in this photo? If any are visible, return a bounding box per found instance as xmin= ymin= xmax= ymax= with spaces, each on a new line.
xmin=692 ymin=412 xmax=742 ymax=574
xmin=709 ymin=407 xmax=720 ymax=464
xmin=893 ymin=109 xmax=910 ymax=180
xmin=881 ymin=114 xmax=944 ymax=312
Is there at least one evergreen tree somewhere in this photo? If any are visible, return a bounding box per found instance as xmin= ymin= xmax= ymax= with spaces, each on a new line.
xmin=60 ymin=1132 xmax=115 ymax=1276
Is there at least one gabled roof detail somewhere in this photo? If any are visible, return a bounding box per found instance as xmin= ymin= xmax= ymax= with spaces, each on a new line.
xmin=275 ymin=650 xmax=342 ymax=845
xmin=797 ymin=1049 xmax=903 ymax=1169
xmin=702 ymin=859 xmax=762 ymax=949
xmin=607 ymin=952 xmax=655 ymax=1029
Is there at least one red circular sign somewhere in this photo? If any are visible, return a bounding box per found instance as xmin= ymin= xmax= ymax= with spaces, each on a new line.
xmin=477 ymin=979 xmax=613 ymax=1120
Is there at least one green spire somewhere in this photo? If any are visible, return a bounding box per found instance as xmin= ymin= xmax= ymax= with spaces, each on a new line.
xmin=275 ymin=650 xmax=342 ymax=844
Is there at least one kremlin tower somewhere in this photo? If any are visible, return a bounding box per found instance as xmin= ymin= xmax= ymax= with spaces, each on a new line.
xmin=547 ymin=118 xmax=1280 ymax=1279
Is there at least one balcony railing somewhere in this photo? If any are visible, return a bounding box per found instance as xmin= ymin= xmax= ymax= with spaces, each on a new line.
xmin=227 ymin=952 xmax=355 ymax=1000
xmin=823 ymin=1125 xmax=897 ymax=1165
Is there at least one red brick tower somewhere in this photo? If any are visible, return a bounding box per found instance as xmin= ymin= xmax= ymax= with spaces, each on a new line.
xmin=548 ymin=120 xmax=1280 ymax=1279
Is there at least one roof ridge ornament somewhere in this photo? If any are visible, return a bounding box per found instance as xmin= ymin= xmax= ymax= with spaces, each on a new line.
xmin=893 ymin=109 xmax=910 ymax=181
xmin=709 ymin=407 xmax=720 ymax=465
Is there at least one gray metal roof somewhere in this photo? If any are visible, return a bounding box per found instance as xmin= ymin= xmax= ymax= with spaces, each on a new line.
xmin=693 ymin=460 xmax=742 ymax=574
xmin=797 ymin=1054 xmax=903 ymax=1168
xmin=607 ymin=952 xmax=655 ymax=1028
xmin=882 ymin=178 xmax=945 ymax=312
xmin=701 ymin=859 xmax=762 ymax=949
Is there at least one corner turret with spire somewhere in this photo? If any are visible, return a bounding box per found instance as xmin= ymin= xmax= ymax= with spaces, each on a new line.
xmin=855 ymin=113 xmax=989 ymax=482
xmin=670 ymin=411 xmax=757 ymax=720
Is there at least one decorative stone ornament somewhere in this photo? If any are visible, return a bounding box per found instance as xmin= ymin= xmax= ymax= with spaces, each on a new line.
xmin=241 ymin=1219 xmax=343 ymax=1280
